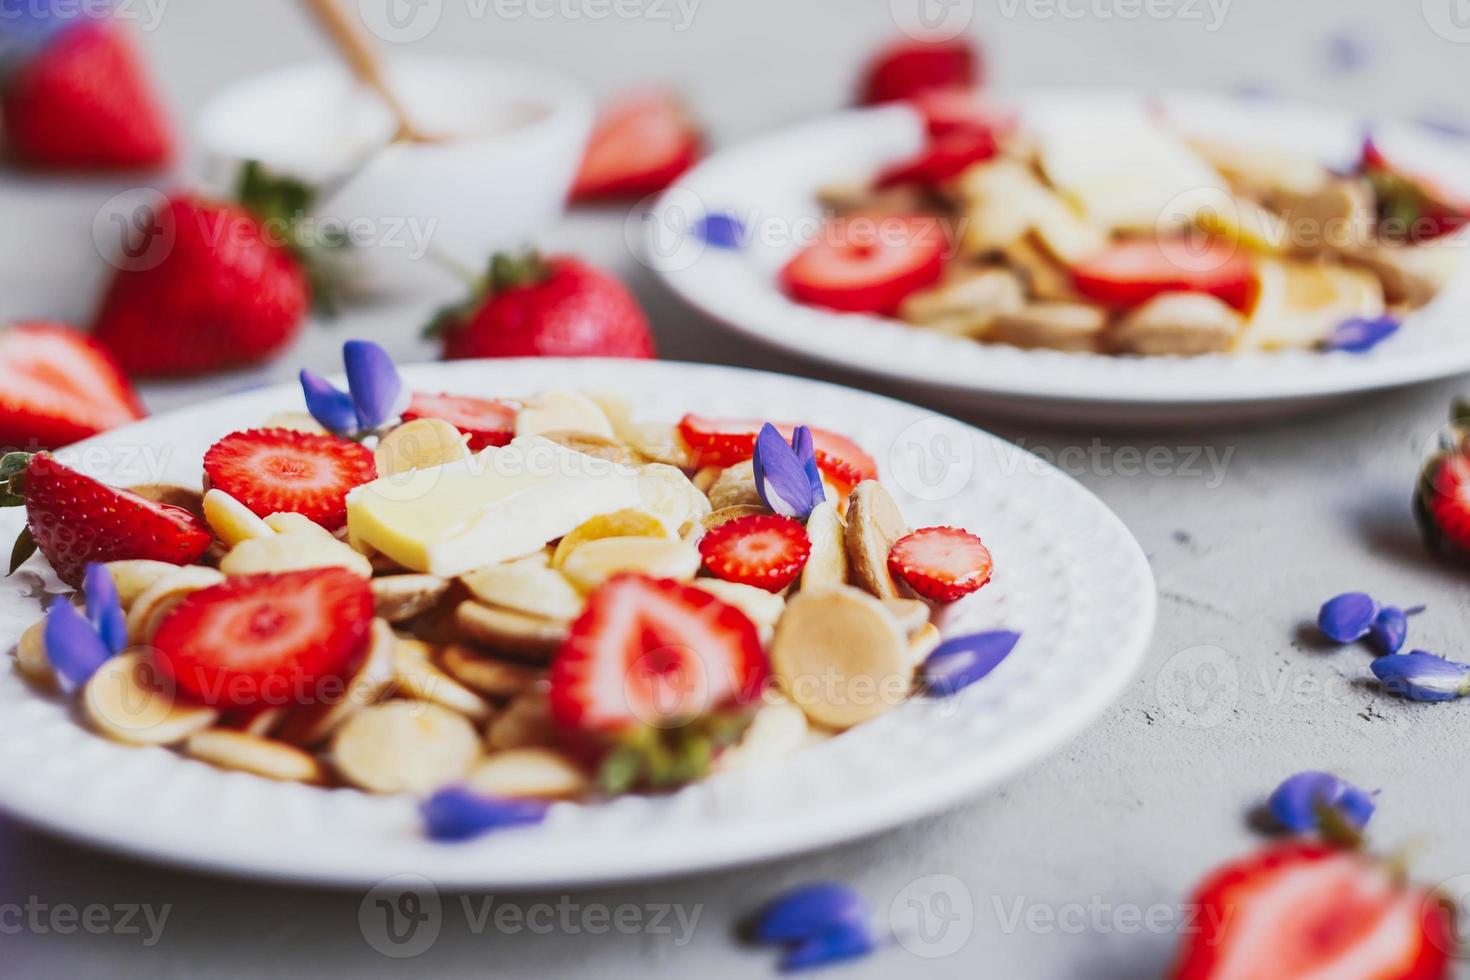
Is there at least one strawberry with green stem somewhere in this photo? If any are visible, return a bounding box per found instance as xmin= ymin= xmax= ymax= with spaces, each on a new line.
xmin=92 ymin=162 xmax=347 ymax=377
xmin=1414 ymin=399 xmax=1470 ymax=563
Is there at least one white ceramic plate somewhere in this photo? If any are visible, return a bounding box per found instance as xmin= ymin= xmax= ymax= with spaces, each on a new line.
xmin=648 ymin=90 xmax=1470 ymax=425
xmin=0 ymin=359 xmax=1154 ymax=888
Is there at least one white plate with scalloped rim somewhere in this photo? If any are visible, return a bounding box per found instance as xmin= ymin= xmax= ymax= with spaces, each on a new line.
xmin=0 ymin=359 xmax=1154 ymax=888
xmin=647 ymin=90 xmax=1470 ymax=426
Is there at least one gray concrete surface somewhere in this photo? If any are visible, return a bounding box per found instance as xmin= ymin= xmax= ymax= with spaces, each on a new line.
xmin=4 ymin=1 xmax=1470 ymax=976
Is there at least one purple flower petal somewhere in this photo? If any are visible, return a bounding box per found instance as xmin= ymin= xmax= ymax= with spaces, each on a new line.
xmin=1322 ymin=316 xmax=1399 ymax=353
xmin=753 ymin=423 xmax=822 ymax=520
xmin=1370 ymin=606 xmax=1408 ymax=655
xmin=42 ymin=597 xmax=112 ymax=692
xmin=1371 ymin=650 xmax=1470 ymax=702
xmin=300 ymin=369 xmax=358 ymax=435
xmin=755 ymin=882 xmax=871 ymax=944
xmin=695 ymin=213 xmax=746 ymax=250
xmin=779 ymin=922 xmax=875 ymax=973
xmin=1268 ymin=771 xmax=1375 ymax=833
xmin=343 ymin=340 xmax=408 ymax=432
xmin=922 ymin=630 xmax=1021 ymax=696
xmin=82 ymin=563 xmax=126 ymax=656
xmin=1318 ymin=592 xmax=1377 ymax=643
xmin=790 ymin=426 xmax=825 ymax=503
xmin=420 ymin=787 xmax=547 ymax=842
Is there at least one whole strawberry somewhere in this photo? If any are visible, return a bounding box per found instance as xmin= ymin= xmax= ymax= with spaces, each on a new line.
xmin=429 ymin=252 xmax=655 ymax=360
xmin=1 ymin=20 xmax=172 ymax=170
xmin=91 ymin=164 xmax=329 ymax=376
xmin=1 ymin=452 xmax=212 ymax=587
xmin=1414 ymin=400 xmax=1470 ymax=563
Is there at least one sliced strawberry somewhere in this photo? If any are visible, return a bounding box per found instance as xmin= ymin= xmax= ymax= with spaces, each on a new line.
xmin=202 ymin=429 xmax=376 ymax=531
xmin=1170 ymin=842 xmax=1454 ymax=980
xmin=699 ymin=515 xmax=811 ymax=593
xmin=676 ymin=416 xmax=878 ymax=488
xmin=152 ymin=569 xmax=374 ymax=709
xmin=571 ymin=91 xmax=702 ymax=202
xmin=780 ymin=214 xmax=946 ymax=316
xmin=0 ymin=322 xmax=144 ymax=450
xmin=858 ymin=38 xmax=980 ymax=106
xmin=549 ymin=574 xmax=768 ymax=733
xmin=401 ymin=392 xmax=517 ymax=451
xmin=876 ymin=128 xmax=999 ymax=188
xmin=910 ymin=87 xmax=1018 ymax=139
xmin=1072 ymin=237 xmax=1257 ymax=313
xmin=3 ymin=453 xmax=211 ymax=587
xmin=888 ymin=527 xmax=992 ymax=603
xmin=1360 ymin=138 xmax=1470 ymax=241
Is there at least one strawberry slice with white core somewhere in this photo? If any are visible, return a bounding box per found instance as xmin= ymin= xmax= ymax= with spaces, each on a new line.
xmin=676 ymin=415 xmax=878 ymax=488
xmin=780 ymin=215 xmax=946 ymax=316
xmin=1170 ymin=842 xmax=1454 ymax=980
xmin=1072 ymin=237 xmax=1256 ymax=313
xmin=402 ymin=392 xmax=517 ymax=451
xmin=877 ymin=128 xmax=999 ymax=188
xmin=888 ymin=527 xmax=993 ymax=603
xmin=699 ymin=514 xmax=811 ymax=593
xmin=550 ymin=574 xmax=768 ymax=733
xmin=153 ymin=568 xmax=374 ymax=708
xmin=203 ymin=428 xmax=377 ymax=531
xmin=571 ymin=91 xmax=701 ymax=202
xmin=911 ymin=88 xmax=1018 ymax=139
xmin=0 ymin=322 xmax=144 ymax=450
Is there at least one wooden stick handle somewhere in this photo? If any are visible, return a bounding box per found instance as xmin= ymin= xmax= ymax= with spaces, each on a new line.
xmin=299 ymin=0 xmax=429 ymax=142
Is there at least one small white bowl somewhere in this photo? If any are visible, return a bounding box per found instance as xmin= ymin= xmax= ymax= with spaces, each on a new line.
xmin=196 ymin=58 xmax=592 ymax=294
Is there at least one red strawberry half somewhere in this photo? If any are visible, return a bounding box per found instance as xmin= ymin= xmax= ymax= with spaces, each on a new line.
xmin=152 ymin=568 xmax=374 ymax=709
xmin=677 ymin=415 xmax=879 ymax=489
xmin=401 ymin=392 xmax=517 ymax=451
xmin=571 ymin=91 xmax=701 ymax=202
xmin=877 ymin=127 xmax=999 ymax=189
xmin=202 ymin=429 xmax=376 ymax=531
xmin=911 ymin=88 xmax=1018 ymax=139
xmin=780 ymin=214 xmax=946 ymax=316
xmin=2 ymin=453 xmax=211 ymax=587
xmin=430 ymin=252 xmax=655 ymax=361
xmin=0 ymin=322 xmax=144 ymax=450
xmin=858 ymin=37 xmax=980 ymax=106
xmin=1 ymin=21 xmax=172 ymax=170
xmin=550 ymin=574 xmax=768 ymax=733
xmin=1170 ymin=841 xmax=1454 ymax=980
xmin=888 ymin=526 xmax=993 ymax=603
xmin=699 ymin=515 xmax=811 ymax=593
xmin=1361 ymin=138 xmax=1470 ymax=242
xmin=1072 ymin=237 xmax=1257 ymax=313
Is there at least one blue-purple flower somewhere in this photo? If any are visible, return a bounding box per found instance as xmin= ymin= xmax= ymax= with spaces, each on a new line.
xmin=753 ymin=882 xmax=875 ymax=972
xmin=695 ymin=213 xmax=746 ymax=250
xmin=1369 ymin=606 xmax=1409 ymax=655
xmin=922 ymin=631 xmax=1020 ymax=696
xmin=752 ymin=423 xmax=825 ymax=521
xmin=300 ymin=340 xmax=408 ymax=438
xmin=1322 ymin=316 xmax=1399 ymax=353
xmin=420 ymin=787 xmax=548 ymax=842
xmin=43 ymin=562 xmax=126 ymax=692
xmin=1267 ymin=771 xmax=1375 ymax=834
xmin=1317 ymin=592 xmax=1377 ymax=643
xmin=1371 ymin=651 xmax=1470 ymax=702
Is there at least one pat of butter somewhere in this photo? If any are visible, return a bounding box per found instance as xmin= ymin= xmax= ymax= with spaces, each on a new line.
xmin=346 ymin=435 xmax=643 ymax=577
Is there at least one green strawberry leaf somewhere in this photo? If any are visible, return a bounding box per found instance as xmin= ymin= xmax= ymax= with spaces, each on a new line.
xmin=8 ymin=527 xmax=35 ymax=576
